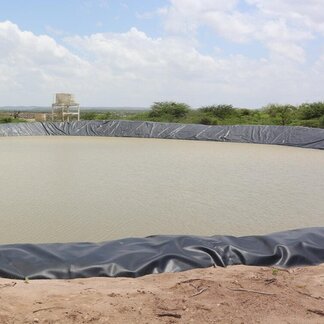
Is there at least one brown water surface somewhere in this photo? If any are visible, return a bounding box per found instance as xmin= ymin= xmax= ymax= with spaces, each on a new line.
xmin=0 ymin=136 xmax=323 ymax=243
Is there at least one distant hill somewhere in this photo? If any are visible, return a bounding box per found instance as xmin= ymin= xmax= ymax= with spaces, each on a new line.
xmin=0 ymin=106 xmax=149 ymax=113
xmin=0 ymin=106 xmax=50 ymax=112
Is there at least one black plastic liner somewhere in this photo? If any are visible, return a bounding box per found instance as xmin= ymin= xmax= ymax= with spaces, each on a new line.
xmin=1 ymin=228 xmax=324 ymax=279
xmin=0 ymin=120 xmax=323 ymax=149
xmin=0 ymin=121 xmax=324 ymax=279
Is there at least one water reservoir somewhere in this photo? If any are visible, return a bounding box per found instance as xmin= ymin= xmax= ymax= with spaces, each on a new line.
xmin=0 ymin=135 xmax=323 ymax=244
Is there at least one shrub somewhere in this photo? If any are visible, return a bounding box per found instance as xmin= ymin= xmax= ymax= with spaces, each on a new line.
xmin=299 ymin=102 xmax=324 ymax=120
xmin=198 ymin=117 xmax=218 ymax=125
xmin=96 ymin=112 xmax=113 ymax=120
xmin=81 ymin=112 xmax=97 ymax=120
xmin=300 ymin=119 xmax=320 ymax=128
xmin=0 ymin=117 xmax=13 ymax=123
xmin=199 ymin=104 xmax=235 ymax=119
xmin=263 ymin=104 xmax=296 ymax=125
xmin=148 ymin=102 xmax=190 ymax=119
xmin=239 ymin=108 xmax=251 ymax=116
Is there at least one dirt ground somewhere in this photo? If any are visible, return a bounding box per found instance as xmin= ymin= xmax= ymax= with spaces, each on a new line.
xmin=1 ymin=265 xmax=324 ymax=323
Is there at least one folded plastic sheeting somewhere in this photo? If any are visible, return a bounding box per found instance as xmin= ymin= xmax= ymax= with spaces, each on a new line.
xmin=0 ymin=121 xmax=323 ymax=279
xmin=1 ymin=228 xmax=324 ymax=279
xmin=0 ymin=121 xmax=323 ymax=149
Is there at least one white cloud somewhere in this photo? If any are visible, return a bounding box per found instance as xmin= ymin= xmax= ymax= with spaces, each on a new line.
xmin=203 ymin=11 xmax=255 ymax=43
xmin=0 ymin=21 xmax=90 ymax=104
xmin=161 ymin=0 xmax=323 ymax=63
xmin=247 ymin=0 xmax=324 ymax=37
xmin=163 ymin=0 xmax=239 ymax=34
xmin=0 ymin=20 xmax=323 ymax=107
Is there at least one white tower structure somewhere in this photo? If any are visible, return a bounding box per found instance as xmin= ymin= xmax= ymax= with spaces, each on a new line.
xmin=52 ymin=93 xmax=80 ymax=122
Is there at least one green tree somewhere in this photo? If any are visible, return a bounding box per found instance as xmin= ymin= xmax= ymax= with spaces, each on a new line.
xmin=299 ymin=102 xmax=324 ymax=120
xmin=300 ymin=119 xmax=320 ymax=128
xmin=148 ymin=102 xmax=190 ymax=119
xmin=198 ymin=116 xmax=218 ymax=125
xmin=238 ymin=108 xmax=251 ymax=116
xmin=199 ymin=104 xmax=235 ymax=119
xmin=81 ymin=112 xmax=97 ymax=120
xmin=0 ymin=117 xmax=13 ymax=123
xmin=96 ymin=112 xmax=113 ymax=120
xmin=263 ymin=104 xmax=296 ymax=126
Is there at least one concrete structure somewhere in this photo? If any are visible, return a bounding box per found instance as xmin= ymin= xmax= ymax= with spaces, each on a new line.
xmin=52 ymin=93 xmax=80 ymax=122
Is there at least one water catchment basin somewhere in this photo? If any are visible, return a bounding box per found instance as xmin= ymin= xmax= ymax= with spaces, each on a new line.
xmin=0 ymin=136 xmax=323 ymax=244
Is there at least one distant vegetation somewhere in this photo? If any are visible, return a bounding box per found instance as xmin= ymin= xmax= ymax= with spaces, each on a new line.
xmin=1 ymin=101 xmax=324 ymax=128
xmin=80 ymin=101 xmax=324 ymax=128
xmin=0 ymin=117 xmax=29 ymax=124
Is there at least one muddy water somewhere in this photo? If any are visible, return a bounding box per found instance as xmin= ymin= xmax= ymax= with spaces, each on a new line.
xmin=0 ymin=136 xmax=323 ymax=244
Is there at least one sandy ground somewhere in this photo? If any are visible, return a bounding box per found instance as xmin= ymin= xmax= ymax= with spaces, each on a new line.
xmin=1 ymin=265 xmax=324 ymax=323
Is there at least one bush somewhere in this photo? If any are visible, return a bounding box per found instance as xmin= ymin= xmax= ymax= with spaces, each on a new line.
xmin=0 ymin=117 xmax=13 ymax=123
xmin=263 ymin=104 xmax=296 ymax=125
xmin=148 ymin=102 xmax=190 ymax=119
xmin=81 ymin=112 xmax=98 ymax=120
xmin=96 ymin=112 xmax=113 ymax=120
xmin=198 ymin=117 xmax=218 ymax=125
xmin=199 ymin=104 xmax=235 ymax=119
xmin=299 ymin=102 xmax=324 ymax=120
xmin=300 ymin=119 xmax=320 ymax=128
xmin=319 ymin=116 xmax=324 ymax=128
xmin=238 ymin=108 xmax=252 ymax=116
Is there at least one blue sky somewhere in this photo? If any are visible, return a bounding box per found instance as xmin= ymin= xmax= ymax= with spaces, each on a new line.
xmin=0 ymin=1 xmax=165 ymax=40
xmin=0 ymin=0 xmax=323 ymax=107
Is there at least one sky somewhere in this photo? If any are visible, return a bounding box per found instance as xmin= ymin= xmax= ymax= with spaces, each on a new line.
xmin=0 ymin=0 xmax=324 ymax=108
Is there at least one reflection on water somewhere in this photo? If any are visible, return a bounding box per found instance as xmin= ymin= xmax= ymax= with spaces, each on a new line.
xmin=0 ymin=136 xmax=323 ymax=244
